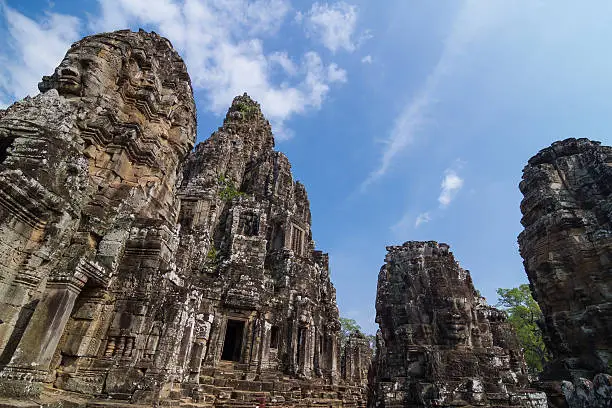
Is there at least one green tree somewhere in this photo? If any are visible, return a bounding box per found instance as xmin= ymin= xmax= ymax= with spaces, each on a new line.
xmin=339 ymin=317 xmax=376 ymax=353
xmin=496 ymin=284 xmax=549 ymax=373
xmin=217 ymin=175 xmax=246 ymax=201
xmin=339 ymin=317 xmax=361 ymax=349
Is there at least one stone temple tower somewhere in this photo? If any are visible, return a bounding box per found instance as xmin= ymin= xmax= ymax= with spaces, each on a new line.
xmin=174 ymin=93 xmax=343 ymax=385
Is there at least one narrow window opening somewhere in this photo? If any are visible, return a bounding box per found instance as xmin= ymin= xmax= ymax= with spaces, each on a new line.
xmin=238 ymin=211 xmax=259 ymax=236
xmin=179 ymin=200 xmax=196 ymax=230
xmin=291 ymin=225 xmax=304 ymax=255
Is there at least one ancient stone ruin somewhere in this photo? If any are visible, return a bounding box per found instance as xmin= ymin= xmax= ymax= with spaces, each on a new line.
xmin=1 ymin=27 xmax=610 ymax=408
xmin=341 ymin=331 xmax=372 ymax=388
xmin=518 ymin=138 xmax=612 ymax=408
xmin=0 ymin=30 xmax=366 ymax=407
xmin=368 ymin=241 xmax=547 ymax=407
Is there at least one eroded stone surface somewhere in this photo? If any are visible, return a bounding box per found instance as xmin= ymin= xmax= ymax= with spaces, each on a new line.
xmin=341 ymin=330 xmax=372 ymax=388
xmin=368 ymin=241 xmax=546 ymax=408
xmin=0 ymin=30 xmax=363 ymax=407
xmin=518 ymin=138 xmax=612 ymax=407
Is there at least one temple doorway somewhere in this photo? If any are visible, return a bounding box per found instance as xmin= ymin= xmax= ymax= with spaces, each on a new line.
xmin=221 ymin=319 xmax=245 ymax=362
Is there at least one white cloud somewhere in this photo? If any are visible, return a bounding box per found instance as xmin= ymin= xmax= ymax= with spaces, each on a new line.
xmin=361 ymin=0 xmax=504 ymax=190
xmin=415 ymin=212 xmax=431 ymax=227
xmin=299 ymin=1 xmax=359 ymax=53
xmin=0 ymin=4 xmax=81 ymax=104
xmin=392 ymin=164 xmax=463 ymax=233
xmin=0 ymin=0 xmax=347 ymax=140
xmin=438 ymin=169 xmax=464 ymax=207
xmin=361 ymin=55 xmax=373 ymax=64
xmin=328 ymin=63 xmax=348 ymax=82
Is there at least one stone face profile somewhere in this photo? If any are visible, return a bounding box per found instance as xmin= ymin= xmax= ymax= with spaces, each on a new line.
xmin=518 ymin=138 xmax=612 ymax=407
xmin=0 ymin=30 xmax=366 ymax=406
xmin=368 ymin=241 xmax=546 ymax=408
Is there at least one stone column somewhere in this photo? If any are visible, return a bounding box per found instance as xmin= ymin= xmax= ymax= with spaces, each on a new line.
xmin=248 ymin=318 xmax=263 ymax=373
xmin=330 ymin=335 xmax=339 ymax=384
xmin=203 ymin=314 xmax=221 ymax=366
xmin=188 ymin=314 xmax=213 ymax=383
xmin=303 ymin=325 xmax=314 ymax=378
xmin=0 ymin=271 xmax=88 ymax=397
xmin=188 ymin=338 xmax=206 ymax=383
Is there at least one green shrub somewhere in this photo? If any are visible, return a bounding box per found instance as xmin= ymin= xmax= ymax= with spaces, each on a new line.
xmin=217 ymin=175 xmax=246 ymax=201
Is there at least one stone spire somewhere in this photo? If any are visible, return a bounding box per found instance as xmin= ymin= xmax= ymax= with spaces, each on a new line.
xmin=223 ymin=93 xmax=275 ymax=153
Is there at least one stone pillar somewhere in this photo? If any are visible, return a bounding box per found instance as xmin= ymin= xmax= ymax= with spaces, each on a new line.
xmin=313 ymin=327 xmax=321 ymax=376
xmin=259 ymin=321 xmax=272 ymax=369
xmin=178 ymin=317 xmax=195 ymax=377
xmin=0 ymin=271 xmax=88 ymax=397
xmin=203 ymin=314 xmax=221 ymax=366
xmin=248 ymin=318 xmax=263 ymax=372
xmin=330 ymin=335 xmax=339 ymax=384
xmin=188 ymin=338 xmax=206 ymax=383
xmin=188 ymin=314 xmax=213 ymax=383
xmin=303 ymin=325 xmax=315 ymax=378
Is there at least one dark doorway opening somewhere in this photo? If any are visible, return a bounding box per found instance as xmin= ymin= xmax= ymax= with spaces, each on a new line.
xmin=0 ymin=137 xmax=16 ymax=164
xmin=221 ymin=319 xmax=245 ymax=362
xmin=270 ymin=326 xmax=279 ymax=349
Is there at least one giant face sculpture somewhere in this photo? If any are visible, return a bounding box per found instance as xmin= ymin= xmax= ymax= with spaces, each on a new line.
xmin=436 ymin=297 xmax=472 ymax=345
xmin=36 ymin=32 xmax=196 ymax=223
xmin=39 ymin=43 xmax=124 ymax=98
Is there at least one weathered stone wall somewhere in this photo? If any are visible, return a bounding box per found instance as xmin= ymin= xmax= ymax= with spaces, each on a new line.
xmin=368 ymin=241 xmax=546 ymax=408
xmin=518 ymin=138 xmax=612 ymax=407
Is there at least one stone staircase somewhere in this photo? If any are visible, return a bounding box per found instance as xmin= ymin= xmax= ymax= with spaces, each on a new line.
xmin=2 ymin=362 xmax=366 ymax=408
xmin=173 ymin=361 xmax=366 ymax=408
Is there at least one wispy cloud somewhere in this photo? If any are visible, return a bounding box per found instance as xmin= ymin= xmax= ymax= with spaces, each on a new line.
xmin=297 ymin=1 xmax=360 ymax=53
xmin=415 ymin=212 xmax=431 ymax=227
xmin=361 ymin=55 xmax=373 ymax=64
xmin=0 ymin=3 xmax=80 ymax=105
xmin=361 ymin=0 xmax=503 ymax=190
xmin=438 ymin=169 xmax=464 ymax=207
xmin=392 ymin=163 xmax=465 ymax=234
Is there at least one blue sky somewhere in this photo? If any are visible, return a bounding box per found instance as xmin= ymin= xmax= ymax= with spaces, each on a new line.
xmin=1 ymin=0 xmax=611 ymax=334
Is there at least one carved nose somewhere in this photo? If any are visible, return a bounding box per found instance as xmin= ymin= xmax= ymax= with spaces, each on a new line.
xmin=60 ymin=66 xmax=79 ymax=77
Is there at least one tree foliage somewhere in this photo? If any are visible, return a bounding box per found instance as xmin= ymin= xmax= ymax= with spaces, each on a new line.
xmin=217 ymin=175 xmax=246 ymax=201
xmin=496 ymin=284 xmax=549 ymax=373
xmin=339 ymin=317 xmax=376 ymax=352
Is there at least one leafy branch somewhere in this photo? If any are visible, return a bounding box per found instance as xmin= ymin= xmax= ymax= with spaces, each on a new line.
xmin=235 ymin=102 xmax=258 ymax=119
xmin=217 ymin=175 xmax=246 ymax=202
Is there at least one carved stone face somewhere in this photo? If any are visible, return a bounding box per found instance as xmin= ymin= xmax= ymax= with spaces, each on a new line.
xmin=437 ymin=297 xmax=472 ymax=345
xmin=39 ymin=44 xmax=123 ymax=98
